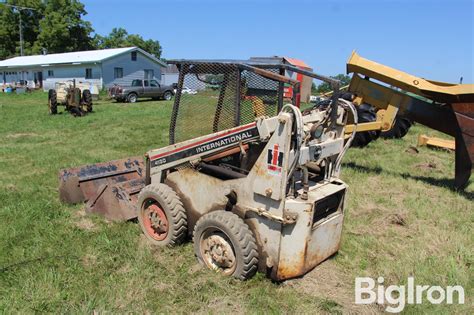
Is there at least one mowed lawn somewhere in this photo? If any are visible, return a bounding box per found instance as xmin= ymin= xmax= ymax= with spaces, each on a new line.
xmin=0 ymin=91 xmax=472 ymax=313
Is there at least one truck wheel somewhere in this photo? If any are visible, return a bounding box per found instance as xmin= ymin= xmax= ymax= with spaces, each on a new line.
xmin=137 ymin=184 xmax=188 ymax=247
xmin=351 ymin=103 xmax=381 ymax=148
xmin=163 ymin=91 xmax=173 ymax=101
xmin=127 ymin=93 xmax=138 ymax=103
xmin=193 ymin=210 xmax=258 ymax=280
xmin=380 ymin=116 xmax=412 ymax=139
xmin=82 ymin=89 xmax=93 ymax=112
xmin=48 ymin=89 xmax=57 ymax=114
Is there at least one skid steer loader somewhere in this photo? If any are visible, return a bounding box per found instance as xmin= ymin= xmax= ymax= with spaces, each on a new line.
xmin=59 ymin=60 xmax=358 ymax=280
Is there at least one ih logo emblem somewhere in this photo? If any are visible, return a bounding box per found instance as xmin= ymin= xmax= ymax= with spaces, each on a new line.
xmin=267 ymin=144 xmax=283 ymax=175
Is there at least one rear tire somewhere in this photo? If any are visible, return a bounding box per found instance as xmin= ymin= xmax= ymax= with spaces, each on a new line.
xmin=127 ymin=93 xmax=138 ymax=103
xmin=82 ymin=89 xmax=93 ymax=112
xmin=193 ymin=210 xmax=258 ymax=280
xmin=48 ymin=89 xmax=57 ymax=114
xmin=380 ymin=116 xmax=412 ymax=139
xmin=137 ymin=184 xmax=188 ymax=247
xmin=351 ymin=104 xmax=380 ymax=148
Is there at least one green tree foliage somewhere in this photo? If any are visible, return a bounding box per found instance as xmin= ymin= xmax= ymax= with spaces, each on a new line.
xmin=313 ymin=74 xmax=352 ymax=94
xmin=0 ymin=1 xmax=163 ymax=59
xmin=0 ymin=0 xmax=44 ymax=59
xmin=34 ymin=0 xmax=94 ymax=54
xmin=94 ymin=27 xmax=162 ymax=58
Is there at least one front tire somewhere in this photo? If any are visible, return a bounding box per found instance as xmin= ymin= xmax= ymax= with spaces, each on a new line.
xmin=193 ymin=210 xmax=258 ymax=280
xmin=163 ymin=91 xmax=173 ymax=101
xmin=82 ymin=89 xmax=93 ymax=112
xmin=137 ymin=184 xmax=188 ymax=247
xmin=127 ymin=93 xmax=138 ymax=103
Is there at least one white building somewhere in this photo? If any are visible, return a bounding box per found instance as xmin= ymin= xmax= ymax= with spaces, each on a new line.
xmin=0 ymin=47 xmax=167 ymax=90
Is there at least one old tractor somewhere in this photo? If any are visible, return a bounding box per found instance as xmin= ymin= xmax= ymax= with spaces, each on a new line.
xmin=48 ymin=80 xmax=93 ymax=117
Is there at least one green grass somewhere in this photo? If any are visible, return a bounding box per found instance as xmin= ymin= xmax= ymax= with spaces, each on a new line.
xmin=0 ymin=91 xmax=472 ymax=313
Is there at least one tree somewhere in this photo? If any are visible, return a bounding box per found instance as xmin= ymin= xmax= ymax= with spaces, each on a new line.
xmin=0 ymin=0 xmax=44 ymax=59
xmin=95 ymin=27 xmax=162 ymax=58
xmin=34 ymin=0 xmax=94 ymax=54
xmin=314 ymin=74 xmax=352 ymax=94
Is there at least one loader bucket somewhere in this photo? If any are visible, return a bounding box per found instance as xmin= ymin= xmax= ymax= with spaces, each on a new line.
xmin=59 ymin=157 xmax=146 ymax=221
xmin=452 ymin=103 xmax=474 ymax=189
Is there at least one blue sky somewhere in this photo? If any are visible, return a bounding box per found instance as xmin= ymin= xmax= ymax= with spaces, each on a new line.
xmin=82 ymin=0 xmax=473 ymax=83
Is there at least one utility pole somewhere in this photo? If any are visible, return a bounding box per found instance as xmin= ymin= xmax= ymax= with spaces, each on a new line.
xmin=0 ymin=2 xmax=37 ymax=56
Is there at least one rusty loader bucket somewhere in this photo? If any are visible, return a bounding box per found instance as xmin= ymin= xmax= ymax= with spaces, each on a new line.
xmin=59 ymin=157 xmax=146 ymax=221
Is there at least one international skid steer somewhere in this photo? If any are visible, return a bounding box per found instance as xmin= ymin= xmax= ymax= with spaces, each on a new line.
xmin=59 ymin=60 xmax=357 ymax=280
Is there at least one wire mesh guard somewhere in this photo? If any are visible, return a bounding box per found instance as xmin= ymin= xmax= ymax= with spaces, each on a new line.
xmin=170 ymin=62 xmax=284 ymax=144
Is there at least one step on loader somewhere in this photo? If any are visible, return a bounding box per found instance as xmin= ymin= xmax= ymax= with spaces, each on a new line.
xmin=59 ymin=60 xmax=358 ymax=280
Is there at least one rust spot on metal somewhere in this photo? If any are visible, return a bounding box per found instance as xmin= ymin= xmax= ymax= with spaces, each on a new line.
xmin=59 ymin=156 xmax=145 ymax=221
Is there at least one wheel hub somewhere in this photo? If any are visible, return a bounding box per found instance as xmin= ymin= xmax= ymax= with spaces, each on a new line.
xmin=143 ymin=203 xmax=168 ymax=240
xmin=202 ymin=234 xmax=235 ymax=271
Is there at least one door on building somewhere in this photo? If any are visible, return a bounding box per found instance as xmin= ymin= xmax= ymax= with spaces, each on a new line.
xmin=34 ymin=71 xmax=43 ymax=88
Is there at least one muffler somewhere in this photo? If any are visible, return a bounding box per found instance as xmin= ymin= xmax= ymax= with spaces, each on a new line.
xmin=59 ymin=157 xmax=145 ymax=221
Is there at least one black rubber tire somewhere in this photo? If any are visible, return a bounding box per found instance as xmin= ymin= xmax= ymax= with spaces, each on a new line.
xmin=137 ymin=184 xmax=188 ymax=247
xmin=380 ymin=116 xmax=412 ymax=139
xmin=82 ymin=89 xmax=93 ymax=112
xmin=163 ymin=91 xmax=173 ymax=101
xmin=193 ymin=210 xmax=258 ymax=280
xmin=48 ymin=89 xmax=57 ymax=114
xmin=127 ymin=93 xmax=138 ymax=103
xmin=351 ymin=103 xmax=381 ymax=148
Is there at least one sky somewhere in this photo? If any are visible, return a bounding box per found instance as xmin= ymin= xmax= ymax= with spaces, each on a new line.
xmin=82 ymin=0 xmax=474 ymax=83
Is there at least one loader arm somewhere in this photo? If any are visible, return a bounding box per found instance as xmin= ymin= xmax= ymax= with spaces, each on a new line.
xmin=346 ymin=51 xmax=474 ymax=189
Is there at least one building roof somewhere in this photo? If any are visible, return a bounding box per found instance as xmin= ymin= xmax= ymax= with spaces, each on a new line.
xmin=0 ymin=47 xmax=167 ymax=69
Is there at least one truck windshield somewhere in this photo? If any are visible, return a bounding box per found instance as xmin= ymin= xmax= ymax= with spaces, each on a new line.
xmin=131 ymin=80 xmax=142 ymax=87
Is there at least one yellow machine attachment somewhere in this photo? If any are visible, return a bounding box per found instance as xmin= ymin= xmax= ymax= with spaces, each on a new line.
xmin=345 ymin=52 xmax=474 ymax=189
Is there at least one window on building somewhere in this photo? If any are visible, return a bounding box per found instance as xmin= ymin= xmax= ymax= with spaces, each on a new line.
xmin=48 ymin=70 xmax=54 ymax=77
xmin=131 ymin=51 xmax=137 ymax=61
xmin=144 ymin=69 xmax=154 ymax=80
xmin=114 ymin=67 xmax=123 ymax=79
xmin=85 ymin=68 xmax=92 ymax=79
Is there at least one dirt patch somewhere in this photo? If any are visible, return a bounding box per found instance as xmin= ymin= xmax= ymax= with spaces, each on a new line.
xmin=405 ymin=146 xmax=419 ymax=154
xmin=82 ymin=253 xmax=97 ymax=267
xmin=75 ymin=217 xmax=97 ymax=231
xmin=6 ymin=132 xmax=38 ymax=139
xmin=284 ymin=260 xmax=381 ymax=314
xmin=415 ymin=162 xmax=437 ymax=170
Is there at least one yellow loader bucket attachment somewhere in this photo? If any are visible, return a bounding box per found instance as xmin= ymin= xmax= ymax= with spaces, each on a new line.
xmin=347 ymin=51 xmax=474 ymax=189
xmin=59 ymin=157 xmax=146 ymax=221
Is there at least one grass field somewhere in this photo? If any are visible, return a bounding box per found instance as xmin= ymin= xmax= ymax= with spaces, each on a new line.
xmin=0 ymin=91 xmax=472 ymax=313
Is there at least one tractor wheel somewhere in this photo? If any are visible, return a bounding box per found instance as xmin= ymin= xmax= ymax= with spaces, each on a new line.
xmin=380 ymin=116 xmax=412 ymax=139
xmin=137 ymin=184 xmax=188 ymax=247
xmin=82 ymin=89 xmax=93 ymax=112
xmin=48 ymin=89 xmax=58 ymax=115
xmin=193 ymin=210 xmax=258 ymax=280
xmin=163 ymin=91 xmax=173 ymax=101
xmin=127 ymin=93 xmax=138 ymax=103
xmin=351 ymin=103 xmax=381 ymax=148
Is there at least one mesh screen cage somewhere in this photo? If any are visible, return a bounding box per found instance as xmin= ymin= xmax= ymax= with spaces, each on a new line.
xmin=168 ymin=60 xmax=297 ymax=144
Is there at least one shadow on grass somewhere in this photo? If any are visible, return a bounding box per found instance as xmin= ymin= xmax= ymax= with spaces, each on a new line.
xmin=343 ymin=162 xmax=474 ymax=200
